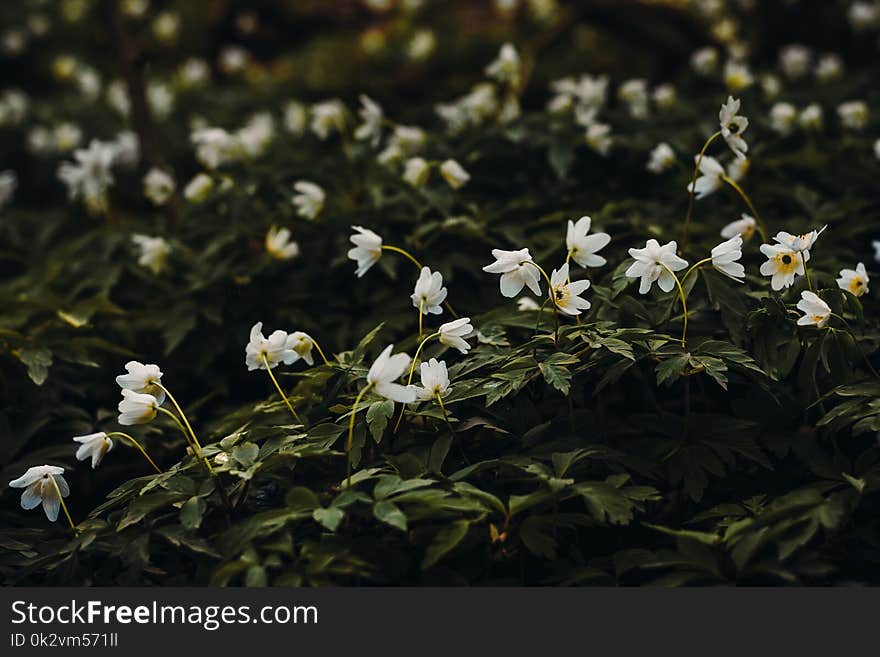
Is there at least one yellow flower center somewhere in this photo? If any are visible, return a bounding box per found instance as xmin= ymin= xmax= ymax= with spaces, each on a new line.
xmin=774 ymin=252 xmax=800 ymax=273
xmin=849 ymin=277 xmax=865 ymax=295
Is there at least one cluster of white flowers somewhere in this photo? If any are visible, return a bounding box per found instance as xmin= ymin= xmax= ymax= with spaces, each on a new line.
xmin=57 ymin=136 xmax=137 ymax=216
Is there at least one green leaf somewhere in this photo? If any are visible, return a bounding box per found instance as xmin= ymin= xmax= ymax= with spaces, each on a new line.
xmin=16 ymin=347 xmax=53 ymax=385
xmin=422 ymin=520 xmax=470 ymax=569
xmin=373 ymin=500 xmax=407 ymax=531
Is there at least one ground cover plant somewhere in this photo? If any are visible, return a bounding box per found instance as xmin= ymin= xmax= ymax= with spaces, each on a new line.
xmin=1 ymin=0 xmax=880 ymax=586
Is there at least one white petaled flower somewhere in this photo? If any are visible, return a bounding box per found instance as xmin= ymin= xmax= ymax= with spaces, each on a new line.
xmin=0 ymin=170 xmax=17 ymax=209
xmin=517 ymin=297 xmax=541 ymax=311
xmin=116 ymin=360 xmax=166 ymax=404
xmin=57 ymin=139 xmax=117 ymax=215
xmin=724 ymin=61 xmax=754 ymax=92
xmin=797 ymin=291 xmax=832 ymax=328
xmin=625 ymin=239 xmax=688 ymax=294
xmin=779 ymin=44 xmax=812 ymax=79
xmin=837 ymin=101 xmax=869 ymax=131
xmin=815 ymin=54 xmax=843 ymax=82
xmin=874 ymin=241 xmax=880 ymax=263
xmin=770 ymin=102 xmax=798 ymax=136
xmin=73 ymin=432 xmax=114 ymax=469
xmin=54 ymin=122 xmax=82 ymax=152
xmin=799 ymin=104 xmax=823 ymax=131
xmin=773 ymin=226 xmax=826 ymax=257
xmin=367 ymin=345 xmax=418 ymax=403
xmin=647 ymin=142 xmax=676 ymax=174
xmin=726 ymin=157 xmax=749 ymax=184
xmin=347 ymin=226 xmax=383 ymax=278
xmin=417 ymin=358 xmax=451 ymax=401
xmin=719 ymin=96 xmax=748 ymax=160
xmin=284 ymin=101 xmax=308 ymax=137
xmin=439 ymin=317 xmax=473 ymax=354
xmin=849 ymin=2 xmax=880 ymax=30
xmin=292 ymin=181 xmax=325 ymax=220
xmin=355 ymin=94 xmax=384 ymax=146
xmin=585 ymin=123 xmax=612 ymax=156
xmin=690 ymin=46 xmax=718 ymax=75
xmin=440 ymin=159 xmax=470 ymax=189
xmin=118 ymin=389 xmax=160 ymax=426
xmin=618 ymin=79 xmax=649 ymax=119
xmin=8 ymin=466 xmax=69 ymax=522
xmin=143 ymin=167 xmax=175 ymax=205
xmin=721 ymin=214 xmax=757 ymax=241
xmin=402 ymin=157 xmax=430 ymax=187
xmin=483 ymin=248 xmax=541 ymax=298
xmin=485 ymin=43 xmax=520 ymax=87
xmin=310 ymin=99 xmax=347 ymax=140
xmin=837 ymin=263 xmax=870 ymax=298
xmin=687 ymin=155 xmax=725 ymax=199
xmin=759 ymin=244 xmax=805 ymax=291
xmin=566 ymin=216 xmax=610 ymax=268
xmin=131 ymin=234 xmax=171 ymax=275
xmin=377 ymin=125 xmax=426 ymax=166
xmin=652 ymin=84 xmax=676 ymax=109
xmin=875 ymin=139 xmax=880 ymax=161
xmin=236 ymin=113 xmax=275 ymax=159
xmin=183 ymin=173 xmax=214 ymax=203
xmin=761 ymin=73 xmax=781 ymax=99
xmin=218 ymin=45 xmax=249 ymax=74
xmin=549 ymin=264 xmax=591 ymax=316
xmin=111 ymin=131 xmax=140 ymax=169
xmin=177 ymin=57 xmax=210 ymax=89
xmin=265 ymin=226 xmax=300 ymax=260
xmin=286 ymin=332 xmax=316 ymax=366
xmin=245 ymin=322 xmax=297 ymax=371
xmin=411 ymin=266 xmax=447 ymax=315
xmin=711 ymin=236 xmax=746 ymax=282
xmin=191 ymin=127 xmax=239 ymax=169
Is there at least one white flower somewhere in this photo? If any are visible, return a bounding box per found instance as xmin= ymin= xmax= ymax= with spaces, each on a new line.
xmin=177 ymin=57 xmax=210 ymax=88
xmin=779 ymin=44 xmax=812 ymax=79
xmin=408 ymin=29 xmax=436 ymax=61
xmin=485 ymin=43 xmax=520 ymax=86
xmin=411 ymin=267 xmax=447 ymax=315
xmin=837 ymin=263 xmax=870 ymax=297
xmin=183 ymin=173 xmax=214 ymax=203
xmin=355 ymin=95 xmax=384 ymax=146
xmin=57 ymin=140 xmax=117 ymax=215
xmin=417 ymin=358 xmax=450 ymax=400
xmin=849 ymin=2 xmax=880 ymax=30
xmin=284 ymin=101 xmax=308 ymax=136
xmin=116 ymin=360 xmax=165 ymax=403
xmin=73 ymin=432 xmax=114 ymax=469
xmin=585 ymin=123 xmax=612 ymax=156
xmin=143 ymin=167 xmax=175 ymax=205
xmin=53 ymin=122 xmax=82 ymax=152
xmin=483 ymin=248 xmax=541 ymax=298
xmin=797 ymin=291 xmax=832 ymax=328
xmin=815 ymin=54 xmax=843 ymax=82
xmin=548 ymin=74 xmax=608 ymax=120
xmin=799 ymin=104 xmax=823 ymax=131
xmin=236 ymin=113 xmax=275 ymax=158
xmin=773 ymin=226 xmax=826 ymax=256
xmin=549 ymin=264 xmax=591 ymax=315
xmin=153 ymin=10 xmax=180 ymax=44
xmin=111 ymin=131 xmax=140 ymax=169
xmin=687 ymin=155 xmax=725 ymax=199
xmin=367 ymin=345 xmax=417 ymax=403
xmin=711 ymin=236 xmax=745 ymax=282
xmin=721 ymin=214 xmax=757 ymax=241
xmin=347 ymin=226 xmax=383 ymax=277
xmin=310 ymin=99 xmax=347 ymax=140
xmin=118 ymin=389 xmax=160 ymax=426
xmin=566 ymin=216 xmax=610 ymax=268
xmin=218 ymin=45 xmax=249 ymax=74
xmin=647 ymin=142 xmax=676 ymax=174
xmin=8 ymin=466 xmax=69 ymax=522
xmin=517 ymin=297 xmax=541 ymax=311
xmin=837 ymin=101 xmax=869 ymax=130
xmin=690 ymin=46 xmax=718 ymax=75
xmin=131 ymin=234 xmax=170 ymax=275
xmin=770 ymin=102 xmax=798 ymax=136
xmin=723 ymin=61 xmax=754 ymax=92
xmin=625 ymin=239 xmax=688 ymax=294
xmin=759 ymin=244 xmax=805 ymax=290
xmin=439 ymin=159 xmax=470 ymax=189
xmin=292 ymin=180 xmax=325 ymax=220
xmin=875 ymin=139 xmax=880 ymax=161
xmin=0 ymin=170 xmax=16 ymax=209
xmin=439 ymin=317 xmax=473 ymax=354
xmin=618 ymin=79 xmax=649 ymax=119
xmin=191 ymin=127 xmax=239 ymax=169
xmin=719 ymin=96 xmax=748 ymax=160
xmin=147 ymin=81 xmax=175 ymax=119
xmin=265 ymin=226 xmax=300 ymax=260
xmin=402 ymin=157 xmax=430 ymax=187
xmin=652 ymin=84 xmax=676 ymax=109
xmin=377 ymin=125 xmax=426 ymax=166
xmin=286 ymin=331 xmax=316 ymax=366
xmin=761 ymin=73 xmax=781 ymax=99
xmin=245 ymin=322 xmax=298 ymax=371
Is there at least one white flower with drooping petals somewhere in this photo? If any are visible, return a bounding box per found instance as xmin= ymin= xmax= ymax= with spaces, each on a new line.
xmin=690 ymin=46 xmax=718 ymax=75
xmin=874 ymin=241 xmax=880 ymax=262
xmin=118 ymin=389 xmax=160 ymax=426
xmin=191 ymin=127 xmax=239 ymax=169
xmin=183 ymin=173 xmax=214 ymax=203
xmin=310 ymin=99 xmax=347 ymax=140
xmin=440 ymin=159 xmax=470 ymax=189
xmin=236 ymin=113 xmax=275 ymax=159
xmin=367 ymin=345 xmax=418 ymax=403
xmin=377 ymin=125 xmax=426 ymax=166
xmin=837 ymin=263 xmax=870 ymax=298
xmin=57 ymin=139 xmax=117 ymax=215
xmin=291 ymin=180 xmax=325 ymax=220
xmin=652 ymin=84 xmax=676 ymax=109
xmin=54 ymin=122 xmax=82 ymax=152
xmin=585 ymin=123 xmax=612 ymax=156
xmin=719 ymin=96 xmax=748 ymax=160
xmin=265 ymin=226 xmax=300 ymax=261
xmin=779 ymin=44 xmax=812 ymax=79
xmin=355 ymin=94 xmax=384 ymax=146
xmin=286 ymin=332 xmax=317 ymax=366
xmin=721 ymin=214 xmax=757 ymax=241
xmin=687 ymin=155 xmax=725 ymax=199
xmin=770 ymin=102 xmax=798 ymax=136
xmin=797 ymin=291 xmax=832 ymax=328
xmin=647 ymin=142 xmax=676 ymax=174
xmin=245 ymin=322 xmax=298 ymax=371
xmin=773 ymin=226 xmax=826 ymax=257
xmin=439 ymin=317 xmax=473 ymax=354
xmin=566 ymin=216 xmax=610 ymax=268
xmin=759 ymin=244 xmax=805 ymax=291
xmin=875 ymin=140 xmax=880 ymax=161
xmin=402 ymin=157 xmax=430 ymax=187
xmin=411 ymin=267 xmax=447 ymax=315
xmin=517 ymin=297 xmax=541 ymax=311
xmin=131 ymin=234 xmax=170 ymax=275
xmin=8 ymin=466 xmax=69 ymax=522
xmin=143 ymin=167 xmax=175 ymax=205
xmin=837 ymin=101 xmax=869 ymax=130
xmin=284 ymin=101 xmax=308 ymax=137
xmin=724 ymin=61 xmax=754 ymax=92
xmin=485 ymin=43 xmax=520 ymax=86
xmin=815 ymin=54 xmax=843 ymax=82
xmin=483 ymin=248 xmax=541 ymax=298
xmin=73 ymin=432 xmax=114 ymax=469
xmin=550 ymin=264 xmax=591 ymax=316
xmin=417 ymin=358 xmax=451 ymax=400
xmin=849 ymin=2 xmax=880 ymax=30
xmin=711 ymin=236 xmax=745 ymax=282
xmin=618 ymin=79 xmax=649 ymax=119
xmin=347 ymin=226 xmax=383 ymax=277
xmin=799 ymin=104 xmax=823 ymax=131
xmin=625 ymin=239 xmax=688 ymax=294
xmin=116 ymin=361 xmax=166 ymax=404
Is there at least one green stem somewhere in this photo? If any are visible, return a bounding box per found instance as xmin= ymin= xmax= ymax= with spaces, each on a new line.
xmin=154 ymin=382 xmax=205 ymax=455
xmin=418 ymin=299 xmax=425 ymax=340
xmin=106 ymin=431 xmax=162 ymax=474
xmin=311 ymin=339 xmax=331 ymax=366
xmin=681 ymin=257 xmax=713 ymax=288
xmin=261 ymin=354 xmax=305 ymax=426
xmin=523 ymin=260 xmax=559 ymax=340
xmin=48 ymin=475 xmax=77 ymax=533
xmin=720 ymin=175 xmax=769 ymax=243
xmin=437 ymin=392 xmax=469 ymax=465
xmin=347 ymin=385 xmax=372 ymax=488
xmin=683 ymin=130 xmax=722 ymax=250
xmin=383 ymin=244 xmax=459 ymax=318
xmin=393 ymin=332 xmax=440 ymax=433
xmin=659 ymin=262 xmax=689 ymax=350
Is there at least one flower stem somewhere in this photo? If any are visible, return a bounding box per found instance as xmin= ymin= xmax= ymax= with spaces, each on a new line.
xmin=437 ymin=392 xmax=469 ymax=465
xmin=393 ymin=331 xmax=440 ymax=433
xmin=681 ymin=257 xmax=713 ymax=288
xmin=261 ymin=354 xmax=305 ymax=426
xmin=106 ymin=432 xmax=162 ymax=474
xmin=683 ymin=130 xmax=722 ymax=250
xmin=523 ymin=260 xmax=560 ymax=339
xmin=659 ymin=262 xmax=689 ymax=350
xmin=802 ymin=257 xmax=815 ymax=293
xmin=347 ymin=384 xmax=372 ymax=488
xmin=720 ymin=175 xmax=769 ymax=243
xmin=418 ymin=299 xmax=425 ymax=340
xmin=155 ymin=383 xmax=204 ymax=455
xmin=311 ymin=339 xmax=331 ymax=366
xmin=382 ymin=244 xmax=459 ymax=318
xmin=48 ymin=475 xmax=77 ymax=533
